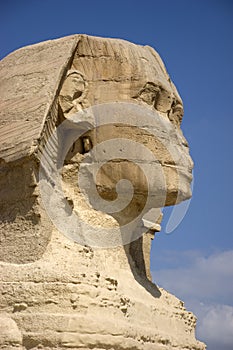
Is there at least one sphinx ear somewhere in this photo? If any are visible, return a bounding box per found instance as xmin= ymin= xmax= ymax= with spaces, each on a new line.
xmin=58 ymin=70 xmax=88 ymax=118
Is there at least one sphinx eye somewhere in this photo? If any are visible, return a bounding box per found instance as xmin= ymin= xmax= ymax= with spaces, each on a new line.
xmin=135 ymin=83 xmax=160 ymax=106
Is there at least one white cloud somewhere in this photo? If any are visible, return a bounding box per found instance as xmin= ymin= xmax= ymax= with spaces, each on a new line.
xmin=152 ymin=250 xmax=233 ymax=305
xmin=200 ymin=304 xmax=233 ymax=348
xmin=151 ymin=250 xmax=233 ymax=350
xmin=187 ymin=301 xmax=233 ymax=350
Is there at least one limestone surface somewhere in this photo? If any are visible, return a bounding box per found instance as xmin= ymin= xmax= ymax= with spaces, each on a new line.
xmin=0 ymin=35 xmax=205 ymax=350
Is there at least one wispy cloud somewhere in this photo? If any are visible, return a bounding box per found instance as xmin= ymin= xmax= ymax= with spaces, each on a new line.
xmin=151 ymin=250 xmax=233 ymax=349
xmin=187 ymin=301 xmax=233 ymax=350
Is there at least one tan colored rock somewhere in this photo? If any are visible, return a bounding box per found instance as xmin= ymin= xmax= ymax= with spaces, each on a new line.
xmin=0 ymin=35 xmax=205 ymax=349
xmin=0 ymin=315 xmax=23 ymax=349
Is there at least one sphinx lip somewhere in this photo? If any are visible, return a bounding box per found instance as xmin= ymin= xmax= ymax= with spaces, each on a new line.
xmin=162 ymin=163 xmax=193 ymax=178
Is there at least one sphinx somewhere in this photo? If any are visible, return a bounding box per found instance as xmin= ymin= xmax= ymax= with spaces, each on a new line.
xmin=0 ymin=35 xmax=205 ymax=350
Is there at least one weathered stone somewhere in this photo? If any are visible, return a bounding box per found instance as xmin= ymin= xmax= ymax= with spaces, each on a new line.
xmin=0 ymin=315 xmax=23 ymax=349
xmin=0 ymin=35 xmax=205 ymax=350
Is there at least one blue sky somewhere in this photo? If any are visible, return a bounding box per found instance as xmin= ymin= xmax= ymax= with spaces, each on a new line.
xmin=1 ymin=1 xmax=233 ymax=349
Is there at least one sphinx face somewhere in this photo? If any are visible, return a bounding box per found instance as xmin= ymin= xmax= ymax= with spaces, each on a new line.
xmin=57 ymin=36 xmax=193 ymax=227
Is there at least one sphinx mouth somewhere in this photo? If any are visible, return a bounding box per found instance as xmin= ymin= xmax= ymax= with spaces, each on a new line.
xmin=163 ymin=162 xmax=193 ymax=177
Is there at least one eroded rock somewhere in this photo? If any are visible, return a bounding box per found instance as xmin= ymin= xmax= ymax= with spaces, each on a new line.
xmin=0 ymin=34 xmax=205 ymax=350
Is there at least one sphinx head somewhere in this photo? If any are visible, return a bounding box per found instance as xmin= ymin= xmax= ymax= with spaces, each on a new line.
xmin=0 ymin=35 xmax=193 ymax=262
xmin=41 ymin=35 xmax=193 ymax=246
